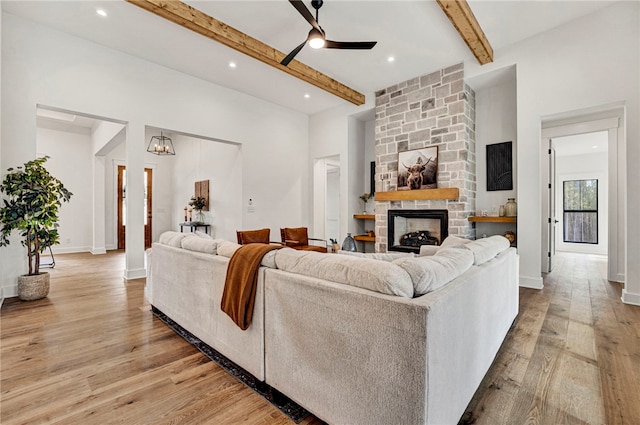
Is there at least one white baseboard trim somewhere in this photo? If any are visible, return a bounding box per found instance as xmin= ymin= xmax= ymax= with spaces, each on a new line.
xmin=124 ymin=268 xmax=147 ymax=280
xmin=621 ymin=289 xmax=640 ymax=306
xmin=519 ymin=275 xmax=544 ymax=290
xmin=91 ymin=248 xmax=107 ymax=255
xmin=105 ymin=244 xmax=117 ymax=251
xmin=610 ymin=273 xmax=625 ymax=284
xmin=2 ymin=285 xmax=17 ymax=299
xmin=51 ymin=246 xmax=91 ymax=254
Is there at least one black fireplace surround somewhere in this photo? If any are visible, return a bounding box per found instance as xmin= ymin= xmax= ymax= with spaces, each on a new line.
xmin=388 ymin=209 xmax=449 ymax=253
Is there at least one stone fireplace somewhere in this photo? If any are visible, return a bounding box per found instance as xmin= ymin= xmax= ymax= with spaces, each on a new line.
xmin=388 ymin=209 xmax=448 ymax=253
xmin=374 ymin=63 xmax=476 ymax=252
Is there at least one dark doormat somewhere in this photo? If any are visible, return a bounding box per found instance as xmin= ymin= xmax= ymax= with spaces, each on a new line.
xmin=152 ymin=306 xmax=311 ymax=423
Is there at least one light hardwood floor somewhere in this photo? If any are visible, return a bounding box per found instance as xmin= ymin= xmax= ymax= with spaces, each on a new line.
xmin=1 ymin=251 xmax=639 ymax=424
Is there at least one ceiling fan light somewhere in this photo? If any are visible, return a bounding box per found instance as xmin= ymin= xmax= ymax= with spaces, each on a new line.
xmin=308 ymin=29 xmax=325 ymax=49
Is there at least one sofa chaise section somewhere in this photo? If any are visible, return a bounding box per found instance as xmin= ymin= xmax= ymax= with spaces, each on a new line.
xmin=148 ymin=242 xmax=266 ymax=380
xmin=263 ymin=247 xmax=518 ymax=425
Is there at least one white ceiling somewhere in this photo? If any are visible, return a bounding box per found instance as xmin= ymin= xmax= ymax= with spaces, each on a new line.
xmin=3 ymin=0 xmax=615 ymax=115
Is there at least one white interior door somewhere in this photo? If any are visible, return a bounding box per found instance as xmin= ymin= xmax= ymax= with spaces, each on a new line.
xmin=325 ymin=163 xmax=340 ymax=243
xmin=548 ymin=143 xmax=557 ymax=272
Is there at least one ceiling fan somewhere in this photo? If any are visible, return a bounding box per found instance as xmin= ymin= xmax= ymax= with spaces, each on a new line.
xmin=280 ymin=0 xmax=377 ymax=67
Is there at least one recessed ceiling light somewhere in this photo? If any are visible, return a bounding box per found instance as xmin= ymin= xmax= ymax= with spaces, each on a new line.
xmin=228 ymin=61 xmax=237 ymax=69
xmin=592 ymin=145 xmax=598 ymax=149
xmin=96 ymin=9 xmax=107 ymax=17
xmin=387 ymin=56 xmax=395 ymax=63
xmin=304 ymin=93 xmax=311 ymax=99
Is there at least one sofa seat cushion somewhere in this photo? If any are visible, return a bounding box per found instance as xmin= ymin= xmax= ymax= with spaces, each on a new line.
xmin=274 ymin=248 xmax=414 ymax=298
xmin=393 ymin=247 xmax=474 ymax=296
xmin=159 ymin=231 xmax=191 ymax=248
xmin=463 ymin=235 xmax=511 ymax=265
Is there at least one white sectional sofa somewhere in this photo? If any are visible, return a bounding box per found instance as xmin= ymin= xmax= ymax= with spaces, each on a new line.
xmin=147 ymin=231 xmax=519 ymax=425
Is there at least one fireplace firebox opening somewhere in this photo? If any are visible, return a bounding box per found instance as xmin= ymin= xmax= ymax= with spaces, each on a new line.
xmin=387 ymin=209 xmax=448 ymax=253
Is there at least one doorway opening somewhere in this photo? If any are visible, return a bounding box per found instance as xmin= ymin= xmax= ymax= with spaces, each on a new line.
xmin=541 ymin=111 xmax=623 ymax=283
xmin=117 ymin=166 xmax=153 ymax=249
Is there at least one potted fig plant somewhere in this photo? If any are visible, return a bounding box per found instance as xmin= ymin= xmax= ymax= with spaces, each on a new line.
xmin=0 ymin=156 xmax=72 ymax=300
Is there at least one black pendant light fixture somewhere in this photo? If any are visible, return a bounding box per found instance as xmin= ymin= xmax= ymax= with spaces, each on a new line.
xmin=147 ymin=131 xmax=175 ymax=155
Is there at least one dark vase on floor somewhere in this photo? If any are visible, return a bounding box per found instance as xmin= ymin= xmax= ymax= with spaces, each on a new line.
xmin=342 ymin=233 xmax=357 ymax=252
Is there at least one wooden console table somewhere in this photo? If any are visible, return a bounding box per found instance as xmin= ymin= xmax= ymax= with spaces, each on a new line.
xmin=179 ymin=222 xmax=211 ymax=234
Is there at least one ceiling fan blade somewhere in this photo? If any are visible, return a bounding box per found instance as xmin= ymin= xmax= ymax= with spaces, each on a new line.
xmin=325 ymin=40 xmax=377 ymax=50
xmin=280 ymin=39 xmax=308 ymax=66
xmin=288 ymin=0 xmax=322 ymax=32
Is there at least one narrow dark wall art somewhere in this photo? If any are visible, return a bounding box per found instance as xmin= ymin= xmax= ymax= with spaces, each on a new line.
xmin=486 ymin=141 xmax=513 ymax=191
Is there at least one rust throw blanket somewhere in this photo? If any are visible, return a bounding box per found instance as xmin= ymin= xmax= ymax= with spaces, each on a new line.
xmin=221 ymin=243 xmax=281 ymax=330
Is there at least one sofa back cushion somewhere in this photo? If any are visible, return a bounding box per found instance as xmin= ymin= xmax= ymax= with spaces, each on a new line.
xmin=393 ymin=247 xmax=474 ymax=296
xmin=274 ymin=248 xmax=414 ymax=298
xmin=158 ymin=231 xmax=190 ymax=248
xmin=463 ymin=235 xmax=510 ymax=265
xmin=337 ymin=251 xmax=415 ymax=262
xmin=181 ymin=236 xmax=219 ymax=255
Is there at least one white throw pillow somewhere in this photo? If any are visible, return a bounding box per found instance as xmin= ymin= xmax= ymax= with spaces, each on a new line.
xmin=275 ymin=248 xmax=414 ymax=298
xmin=393 ymin=247 xmax=474 ymax=296
xmin=463 ymin=235 xmax=510 ymax=265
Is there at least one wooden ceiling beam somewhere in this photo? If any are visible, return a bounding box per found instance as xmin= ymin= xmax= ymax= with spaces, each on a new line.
xmin=126 ymin=0 xmax=365 ymax=105
xmin=436 ymin=0 xmax=493 ymax=65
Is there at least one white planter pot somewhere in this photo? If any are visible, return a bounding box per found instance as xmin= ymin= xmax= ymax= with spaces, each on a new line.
xmin=18 ymin=272 xmax=50 ymax=301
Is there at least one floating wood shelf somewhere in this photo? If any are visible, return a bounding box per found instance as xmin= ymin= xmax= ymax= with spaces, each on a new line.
xmin=353 ymin=214 xmax=375 ymax=220
xmin=354 ymin=235 xmax=375 ymax=242
xmin=375 ymin=188 xmax=459 ymax=202
xmin=468 ymin=216 xmax=517 ymax=223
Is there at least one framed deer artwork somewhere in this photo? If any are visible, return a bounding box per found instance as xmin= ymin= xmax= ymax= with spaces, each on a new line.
xmin=397 ymin=146 xmax=438 ymax=190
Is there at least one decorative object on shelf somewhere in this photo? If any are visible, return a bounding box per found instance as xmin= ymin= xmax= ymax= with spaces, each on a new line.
xmin=503 ymin=230 xmax=516 ymax=245
xmin=147 ymin=131 xmax=175 ymax=155
xmin=0 ymin=156 xmax=73 ymax=300
xmin=189 ymin=196 xmax=207 ymax=223
xmin=397 ymin=146 xmax=438 ymax=190
xmin=341 ymin=233 xmax=357 ymax=252
xmin=359 ymin=192 xmax=371 ymax=213
xmin=505 ymin=198 xmax=517 ymax=217
xmin=367 ymin=230 xmax=375 ymax=237
xmin=486 ymin=141 xmax=513 ymax=191
xmin=330 ymin=238 xmax=340 ymax=253
xmin=499 ymin=205 xmax=506 ymax=217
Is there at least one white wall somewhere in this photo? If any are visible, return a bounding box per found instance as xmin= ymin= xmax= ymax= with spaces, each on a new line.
xmin=471 ymin=69 xmax=517 ymax=238
xmin=309 ymin=102 xmax=374 ymax=241
xmin=36 ymin=127 xmax=93 ymax=253
xmin=465 ymin=1 xmax=639 ymax=299
xmin=1 ymin=12 xmax=308 ymax=296
xmin=555 ymin=152 xmax=608 ymax=255
xmin=170 ymin=134 xmax=242 ymax=242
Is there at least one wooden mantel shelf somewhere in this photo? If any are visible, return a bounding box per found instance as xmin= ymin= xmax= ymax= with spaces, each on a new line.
xmin=468 ymin=216 xmax=516 ymax=223
xmin=374 ymin=188 xmax=459 ymax=202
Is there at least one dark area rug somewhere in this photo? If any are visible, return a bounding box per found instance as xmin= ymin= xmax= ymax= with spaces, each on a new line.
xmin=152 ymin=306 xmax=311 ymax=423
